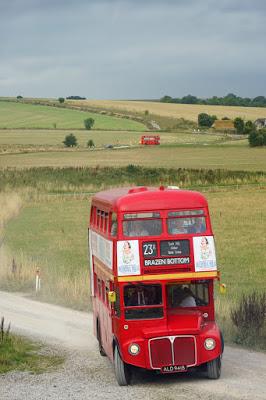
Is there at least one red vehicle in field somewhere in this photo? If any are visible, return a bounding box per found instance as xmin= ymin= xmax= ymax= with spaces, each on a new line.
xmin=89 ymin=186 xmax=223 ymax=385
xmin=140 ymin=135 xmax=160 ymax=145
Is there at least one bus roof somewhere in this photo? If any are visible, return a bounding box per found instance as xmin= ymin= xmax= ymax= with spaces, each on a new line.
xmin=91 ymin=186 xmax=208 ymax=213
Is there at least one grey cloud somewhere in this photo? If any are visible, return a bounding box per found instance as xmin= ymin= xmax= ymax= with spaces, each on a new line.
xmin=0 ymin=0 xmax=265 ymax=98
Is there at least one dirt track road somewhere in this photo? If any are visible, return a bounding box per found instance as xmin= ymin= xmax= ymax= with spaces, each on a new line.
xmin=0 ymin=291 xmax=265 ymax=400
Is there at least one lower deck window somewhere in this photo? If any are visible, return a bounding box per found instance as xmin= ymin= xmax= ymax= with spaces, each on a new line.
xmin=124 ymin=284 xmax=163 ymax=320
xmin=167 ymin=281 xmax=209 ymax=308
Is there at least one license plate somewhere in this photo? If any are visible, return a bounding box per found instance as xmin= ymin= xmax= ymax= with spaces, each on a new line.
xmin=161 ymin=365 xmax=187 ymax=373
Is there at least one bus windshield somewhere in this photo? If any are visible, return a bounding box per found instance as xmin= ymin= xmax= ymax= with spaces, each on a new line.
xmin=124 ymin=284 xmax=163 ymax=320
xmin=167 ymin=281 xmax=209 ymax=308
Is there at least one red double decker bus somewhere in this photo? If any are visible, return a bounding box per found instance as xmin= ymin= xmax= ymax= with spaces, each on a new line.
xmin=140 ymin=135 xmax=160 ymax=145
xmin=89 ymin=186 xmax=223 ymax=385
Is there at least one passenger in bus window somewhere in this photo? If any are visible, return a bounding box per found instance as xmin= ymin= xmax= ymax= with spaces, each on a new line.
xmin=173 ymin=286 xmax=196 ymax=307
xmin=126 ymin=286 xmax=146 ymax=306
xmin=188 ymin=218 xmax=206 ymax=234
xmin=169 ymin=219 xmax=187 ymax=234
xmin=128 ymin=221 xmax=149 ymax=237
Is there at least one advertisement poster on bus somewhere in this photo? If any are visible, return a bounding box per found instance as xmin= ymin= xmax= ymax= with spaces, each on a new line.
xmin=193 ymin=236 xmax=217 ymax=271
xmin=90 ymin=230 xmax=113 ymax=270
xmin=117 ymin=240 xmax=140 ymax=276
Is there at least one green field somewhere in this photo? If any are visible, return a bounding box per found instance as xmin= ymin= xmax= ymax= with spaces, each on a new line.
xmin=0 ymin=145 xmax=265 ymax=171
xmin=0 ymin=101 xmax=146 ymax=131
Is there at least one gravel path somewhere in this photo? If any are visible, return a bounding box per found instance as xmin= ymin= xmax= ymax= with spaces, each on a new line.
xmin=0 ymin=291 xmax=265 ymax=400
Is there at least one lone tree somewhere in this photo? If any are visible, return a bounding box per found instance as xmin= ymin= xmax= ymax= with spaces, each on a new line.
xmin=58 ymin=97 xmax=65 ymax=104
xmin=84 ymin=118 xmax=95 ymax=130
xmin=63 ymin=133 xmax=77 ymax=147
xmin=234 ymin=117 xmax=245 ymax=134
xmin=87 ymin=139 xmax=95 ymax=148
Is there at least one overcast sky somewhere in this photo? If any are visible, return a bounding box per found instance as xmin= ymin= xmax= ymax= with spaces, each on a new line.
xmin=0 ymin=0 xmax=265 ymax=99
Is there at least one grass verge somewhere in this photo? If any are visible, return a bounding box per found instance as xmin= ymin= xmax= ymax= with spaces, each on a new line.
xmin=0 ymin=318 xmax=64 ymax=374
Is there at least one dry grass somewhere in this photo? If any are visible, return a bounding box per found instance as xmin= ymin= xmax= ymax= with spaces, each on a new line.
xmin=67 ymin=100 xmax=266 ymax=122
xmin=0 ymin=193 xmax=22 ymax=234
xmin=1 ymin=145 xmax=266 ymax=171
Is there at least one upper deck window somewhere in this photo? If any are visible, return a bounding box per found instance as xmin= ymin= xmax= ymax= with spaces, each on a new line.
xmin=167 ymin=216 xmax=206 ymax=235
xmin=123 ymin=219 xmax=162 ymax=237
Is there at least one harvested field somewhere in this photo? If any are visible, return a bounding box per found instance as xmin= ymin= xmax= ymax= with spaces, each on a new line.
xmin=69 ymin=100 xmax=266 ymax=122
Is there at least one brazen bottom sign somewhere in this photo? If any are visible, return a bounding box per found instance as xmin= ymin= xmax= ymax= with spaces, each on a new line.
xmin=144 ymin=257 xmax=190 ymax=266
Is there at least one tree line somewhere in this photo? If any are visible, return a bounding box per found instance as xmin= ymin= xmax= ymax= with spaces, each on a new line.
xmin=160 ymin=93 xmax=266 ymax=108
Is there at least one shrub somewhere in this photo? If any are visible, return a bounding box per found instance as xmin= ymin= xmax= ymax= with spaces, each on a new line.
xmin=87 ymin=139 xmax=95 ymax=148
xmin=244 ymin=120 xmax=255 ymax=135
xmin=144 ymin=110 xmax=149 ymax=116
xmin=16 ymin=95 xmax=23 ymax=100
xmin=248 ymin=128 xmax=266 ymax=147
xmin=198 ymin=113 xmax=217 ymax=127
xmin=84 ymin=118 xmax=95 ymax=130
xmin=234 ymin=117 xmax=245 ymax=134
xmin=58 ymin=97 xmax=65 ymax=104
xmin=63 ymin=134 xmax=77 ymax=147
xmin=231 ymin=291 xmax=266 ymax=345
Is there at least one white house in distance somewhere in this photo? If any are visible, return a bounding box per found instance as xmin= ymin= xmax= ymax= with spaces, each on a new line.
xmin=254 ymin=118 xmax=266 ymax=128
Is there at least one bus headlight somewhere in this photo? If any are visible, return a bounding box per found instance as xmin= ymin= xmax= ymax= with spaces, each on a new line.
xmin=204 ymin=338 xmax=216 ymax=350
xmin=128 ymin=343 xmax=140 ymax=355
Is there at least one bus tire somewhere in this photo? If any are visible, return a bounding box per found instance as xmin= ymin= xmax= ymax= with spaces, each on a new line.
xmin=207 ymin=356 xmax=221 ymax=379
xmin=97 ymin=322 xmax=106 ymax=357
xmin=114 ymin=345 xmax=131 ymax=386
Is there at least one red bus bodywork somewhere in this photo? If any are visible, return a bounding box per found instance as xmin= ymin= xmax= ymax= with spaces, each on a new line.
xmin=89 ymin=186 xmax=223 ymax=385
xmin=140 ymin=135 xmax=160 ymax=145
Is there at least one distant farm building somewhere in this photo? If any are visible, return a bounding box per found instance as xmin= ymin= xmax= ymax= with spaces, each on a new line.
xmin=212 ymin=120 xmax=235 ymax=130
xmin=254 ymin=118 xmax=266 ymax=128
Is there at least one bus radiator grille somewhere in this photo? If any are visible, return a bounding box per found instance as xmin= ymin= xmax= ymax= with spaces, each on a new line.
xmin=149 ymin=336 xmax=196 ymax=369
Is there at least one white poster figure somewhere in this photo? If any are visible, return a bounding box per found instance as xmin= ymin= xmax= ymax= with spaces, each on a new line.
xmin=117 ymin=240 xmax=140 ymax=276
xmin=193 ymin=236 xmax=217 ymax=272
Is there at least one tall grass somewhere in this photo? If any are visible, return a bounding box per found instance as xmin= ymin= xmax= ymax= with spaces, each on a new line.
xmin=0 ymin=166 xmax=265 ymax=193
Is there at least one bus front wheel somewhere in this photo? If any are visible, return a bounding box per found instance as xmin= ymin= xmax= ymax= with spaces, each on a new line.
xmin=114 ymin=345 xmax=131 ymax=386
xmin=207 ymin=356 xmax=221 ymax=379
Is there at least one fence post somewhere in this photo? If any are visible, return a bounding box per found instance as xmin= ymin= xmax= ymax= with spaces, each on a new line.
xmin=35 ymin=268 xmax=41 ymax=292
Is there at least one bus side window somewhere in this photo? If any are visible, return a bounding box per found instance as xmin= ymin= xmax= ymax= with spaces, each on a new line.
xmin=96 ymin=209 xmax=101 ymax=229
xmin=110 ymin=213 xmax=118 ymax=237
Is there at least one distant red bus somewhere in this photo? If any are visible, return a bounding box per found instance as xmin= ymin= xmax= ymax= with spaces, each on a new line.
xmin=140 ymin=135 xmax=160 ymax=145
xmin=89 ymin=186 xmax=223 ymax=385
